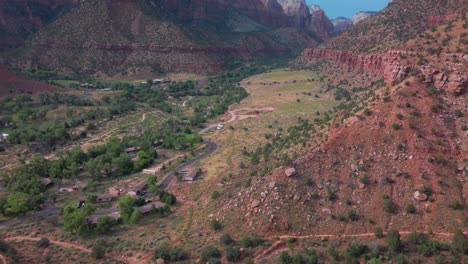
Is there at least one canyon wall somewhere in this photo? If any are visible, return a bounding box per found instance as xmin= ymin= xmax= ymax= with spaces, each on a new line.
xmin=293 ymin=49 xmax=467 ymax=95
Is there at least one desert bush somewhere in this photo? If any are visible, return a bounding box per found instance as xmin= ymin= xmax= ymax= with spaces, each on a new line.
xmin=210 ymin=219 xmax=223 ymax=232
xmin=153 ymin=246 xmax=187 ymax=261
xmin=200 ymin=246 xmax=221 ymax=262
xmin=386 ymin=229 xmax=401 ymax=252
xmin=226 ymin=246 xmax=241 ymax=261
xmin=36 ymin=237 xmax=50 ymax=248
xmin=91 ymin=240 xmax=106 ymax=259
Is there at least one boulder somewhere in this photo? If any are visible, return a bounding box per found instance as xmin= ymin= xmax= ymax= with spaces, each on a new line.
xmin=285 ymin=167 xmax=296 ymax=177
xmin=251 ymin=200 xmax=261 ymax=208
xmin=413 ymin=191 xmax=428 ymax=201
xmin=156 ymin=258 xmax=165 ymax=264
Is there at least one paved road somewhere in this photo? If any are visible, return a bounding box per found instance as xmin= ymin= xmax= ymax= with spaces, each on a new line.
xmin=158 ymin=141 xmax=217 ymax=190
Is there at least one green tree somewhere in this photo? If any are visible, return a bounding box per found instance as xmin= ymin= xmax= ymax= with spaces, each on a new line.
xmin=129 ymin=209 xmax=142 ymax=224
xmin=3 ymin=192 xmax=30 ymax=216
xmin=63 ymin=205 xmax=87 ymax=234
xmin=96 ymin=216 xmax=117 ymax=233
xmin=119 ymin=196 xmax=135 ymax=224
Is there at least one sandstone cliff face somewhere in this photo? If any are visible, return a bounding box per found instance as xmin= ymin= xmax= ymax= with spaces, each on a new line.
xmin=293 ymin=49 xmax=467 ymax=95
xmin=308 ymin=5 xmax=334 ymax=40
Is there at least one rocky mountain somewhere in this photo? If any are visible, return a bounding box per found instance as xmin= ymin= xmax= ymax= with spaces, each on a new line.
xmin=3 ymin=0 xmax=338 ymax=76
xmin=351 ymin=11 xmax=377 ymax=24
xmin=330 ymin=16 xmax=353 ymax=35
xmin=0 ymin=0 xmax=78 ymax=50
xmin=324 ymin=0 xmax=467 ymax=52
xmin=330 ymin=11 xmax=377 ymax=36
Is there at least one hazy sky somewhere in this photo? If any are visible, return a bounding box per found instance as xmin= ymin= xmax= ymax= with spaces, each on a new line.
xmin=306 ymin=0 xmax=392 ymax=19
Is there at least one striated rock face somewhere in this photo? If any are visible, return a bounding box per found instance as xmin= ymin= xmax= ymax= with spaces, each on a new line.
xmin=308 ymin=5 xmax=334 ymax=40
xmin=293 ymin=49 xmax=467 ymax=95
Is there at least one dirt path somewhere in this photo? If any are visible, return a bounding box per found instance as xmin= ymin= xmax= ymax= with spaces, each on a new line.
xmin=4 ymin=236 xmax=144 ymax=263
xmin=254 ymin=231 xmax=465 ymax=262
xmin=182 ymin=96 xmax=192 ymax=107
xmin=225 ymin=107 xmax=275 ymax=123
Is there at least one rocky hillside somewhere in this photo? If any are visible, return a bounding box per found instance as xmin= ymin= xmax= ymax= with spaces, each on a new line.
xmin=3 ymin=0 xmax=338 ymax=76
xmin=215 ymin=17 xmax=467 ymax=243
xmin=324 ymin=0 xmax=467 ymax=52
xmin=0 ymin=0 xmax=78 ymax=50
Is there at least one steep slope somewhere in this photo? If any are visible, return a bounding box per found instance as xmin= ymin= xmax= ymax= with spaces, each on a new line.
xmin=6 ymin=0 xmax=336 ymax=76
xmin=0 ymin=0 xmax=78 ymax=50
xmin=324 ymin=0 xmax=467 ymax=52
xmin=213 ymin=16 xmax=467 ymax=244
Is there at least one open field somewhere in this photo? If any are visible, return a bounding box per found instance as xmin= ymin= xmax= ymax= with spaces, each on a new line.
xmin=199 ymin=69 xmax=338 ymax=180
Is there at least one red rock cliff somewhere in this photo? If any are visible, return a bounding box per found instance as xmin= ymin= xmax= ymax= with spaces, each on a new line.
xmin=293 ymin=49 xmax=467 ymax=95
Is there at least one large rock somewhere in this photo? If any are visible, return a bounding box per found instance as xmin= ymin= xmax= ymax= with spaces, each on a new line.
xmin=413 ymin=191 xmax=428 ymax=201
xmin=156 ymin=258 xmax=166 ymax=264
xmin=251 ymin=200 xmax=261 ymax=208
xmin=285 ymin=167 xmax=297 ymax=177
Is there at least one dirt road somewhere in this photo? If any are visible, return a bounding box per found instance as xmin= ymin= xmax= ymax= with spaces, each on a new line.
xmin=254 ymin=231 xmax=466 ymax=262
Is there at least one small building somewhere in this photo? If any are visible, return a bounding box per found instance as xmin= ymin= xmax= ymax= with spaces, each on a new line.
xmin=124 ymin=146 xmax=140 ymax=154
xmin=86 ymin=211 xmax=120 ymax=225
xmin=138 ymin=202 xmax=165 ymax=215
xmin=96 ymin=194 xmax=114 ymax=203
xmin=39 ymin=178 xmax=54 ymax=188
xmin=128 ymin=180 xmax=148 ymax=196
xmin=180 ymin=168 xmax=200 ymax=181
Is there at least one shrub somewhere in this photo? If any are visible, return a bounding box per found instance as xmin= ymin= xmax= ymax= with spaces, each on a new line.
xmin=200 ymin=246 xmax=221 ymax=262
xmin=348 ymin=210 xmax=359 ymax=221
xmin=374 ymin=227 xmax=384 ymax=238
xmin=211 ymin=191 xmax=220 ymax=200
xmin=153 ymin=247 xmax=187 ymax=261
xmin=369 ymin=258 xmax=383 ymax=264
xmin=386 ymin=229 xmax=401 ymax=252
xmin=448 ymin=201 xmax=463 ymax=210
xmin=327 ymin=247 xmax=340 ymax=260
xmin=345 ymin=243 xmax=367 ymax=258
xmin=406 ymin=204 xmax=416 ymax=214
xmin=36 ymin=238 xmax=50 ymax=248
xmin=240 ymin=234 xmax=264 ymax=248
xmin=452 ymin=230 xmax=468 ymax=254
xmin=383 ymin=198 xmax=395 ymax=213
xmin=392 ymin=123 xmax=401 ymax=130
xmin=220 ymin=234 xmax=234 ymax=245
xmin=226 ymin=247 xmax=241 ymax=262
xmin=327 ymin=186 xmax=337 ymax=201
xmin=210 ymin=219 xmax=223 ymax=232
xmin=91 ymin=240 xmax=106 ymax=259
